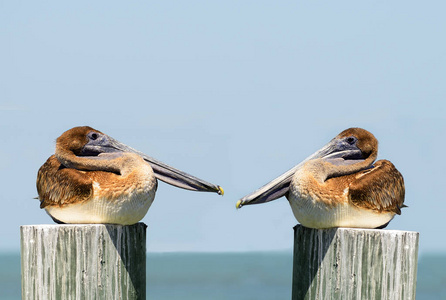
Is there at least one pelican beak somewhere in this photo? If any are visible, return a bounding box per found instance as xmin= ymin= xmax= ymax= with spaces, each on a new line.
xmin=140 ymin=154 xmax=224 ymax=195
xmin=236 ymin=137 xmax=361 ymax=208
xmin=84 ymin=134 xmax=223 ymax=195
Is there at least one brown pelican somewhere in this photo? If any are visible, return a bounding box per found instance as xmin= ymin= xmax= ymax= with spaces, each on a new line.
xmin=37 ymin=126 xmax=223 ymax=225
xmin=236 ymin=128 xmax=405 ymax=229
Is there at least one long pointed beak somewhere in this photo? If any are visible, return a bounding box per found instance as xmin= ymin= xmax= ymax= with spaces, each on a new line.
xmin=107 ymin=137 xmax=224 ymax=195
xmin=236 ymin=138 xmax=361 ymax=208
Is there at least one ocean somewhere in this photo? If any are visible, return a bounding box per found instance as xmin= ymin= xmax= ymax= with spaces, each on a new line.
xmin=1 ymin=252 xmax=444 ymax=299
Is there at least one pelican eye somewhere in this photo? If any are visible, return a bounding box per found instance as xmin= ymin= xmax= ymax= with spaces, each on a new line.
xmin=346 ymin=136 xmax=356 ymax=145
xmin=90 ymin=133 xmax=99 ymax=140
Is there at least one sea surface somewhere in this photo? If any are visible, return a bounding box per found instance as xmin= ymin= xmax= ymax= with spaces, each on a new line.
xmin=1 ymin=252 xmax=444 ymax=299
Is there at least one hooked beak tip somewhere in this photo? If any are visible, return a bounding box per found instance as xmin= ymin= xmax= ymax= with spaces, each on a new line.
xmin=218 ymin=186 xmax=224 ymax=196
xmin=236 ymin=199 xmax=243 ymax=209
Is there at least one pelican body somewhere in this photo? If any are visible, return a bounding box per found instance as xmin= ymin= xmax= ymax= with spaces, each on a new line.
xmin=237 ymin=128 xmax=405 ymax=229
xmin=37 ymin=126 xmax=223 ymax=225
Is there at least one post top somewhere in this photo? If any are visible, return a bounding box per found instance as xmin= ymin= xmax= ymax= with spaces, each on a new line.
xmin=20 ymin=222 xmax=147 ymax=229
xmin=293 ymin=225 xmax=419 ymax=235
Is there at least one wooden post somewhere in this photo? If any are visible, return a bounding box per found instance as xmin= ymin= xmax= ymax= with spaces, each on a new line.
xmin=292 ymin=225 xmax=419 ymax=300
xmin=21 ymin=223 xmax=146 ymax=300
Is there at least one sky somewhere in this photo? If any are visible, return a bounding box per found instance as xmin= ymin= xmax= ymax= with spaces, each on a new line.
xmin=1 ymin=1 xmax=445 ymax=254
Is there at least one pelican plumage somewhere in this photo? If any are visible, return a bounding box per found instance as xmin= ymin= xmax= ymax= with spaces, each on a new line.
xmin=37 ymin=126 xmax=223 ymax=225
xmin=236 ymin=128 xmax=405 ymax=229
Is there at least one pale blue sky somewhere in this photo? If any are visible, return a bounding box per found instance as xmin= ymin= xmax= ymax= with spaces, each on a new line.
xmin=1 ymin=1 xmax=445 ymax=254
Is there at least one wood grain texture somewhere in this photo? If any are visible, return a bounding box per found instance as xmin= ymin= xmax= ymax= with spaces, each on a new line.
xmin=21 ymin=223 xmax=146 ymax=300
xmin=292 ymin=226 xmax=419 ymax=300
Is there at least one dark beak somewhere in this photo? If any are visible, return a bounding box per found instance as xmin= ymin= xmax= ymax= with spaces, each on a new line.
xmin=99 ymin=135 xmax=224 ymax=195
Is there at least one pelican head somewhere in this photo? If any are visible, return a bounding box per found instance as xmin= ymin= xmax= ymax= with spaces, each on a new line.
xmin=55 ymin=126 xmax=224 ymax=194
xmin=236 ymin=128 xmax=379 ymax=208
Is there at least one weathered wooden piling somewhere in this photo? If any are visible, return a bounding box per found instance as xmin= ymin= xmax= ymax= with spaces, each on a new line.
xmin=292 ymin=225 xmax=419 ymax=300
xmin=21 ymin=223 xmax=146 ymax=300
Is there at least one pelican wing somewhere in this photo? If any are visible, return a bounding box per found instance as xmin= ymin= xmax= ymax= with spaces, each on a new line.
xmin=348 ymin=160 xmax=405 ymax=214
xmin=37 ymin=155 xmax=93 ymax=208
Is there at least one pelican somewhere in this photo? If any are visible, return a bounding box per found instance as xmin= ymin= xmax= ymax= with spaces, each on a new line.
xmin=236 ymin=128 xmax=405 ymax=229
xmin=37 ymin=126 xmax=223 ymax=225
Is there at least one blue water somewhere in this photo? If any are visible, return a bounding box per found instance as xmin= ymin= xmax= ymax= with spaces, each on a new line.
xmin=1 ymin=252 xmax=444 ymax=299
